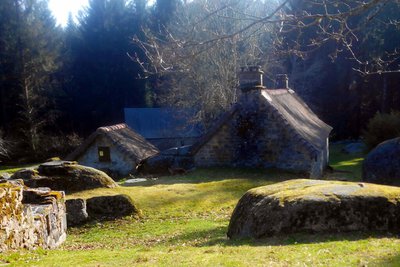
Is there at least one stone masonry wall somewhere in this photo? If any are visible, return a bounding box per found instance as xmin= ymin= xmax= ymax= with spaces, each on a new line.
xmin=0 ymin=180 xmax=66 ymax=251
xmin=194 ymin=124 xmax=239 ymax=166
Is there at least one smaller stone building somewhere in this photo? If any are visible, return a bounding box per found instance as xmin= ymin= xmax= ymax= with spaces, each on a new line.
xmin=190 ymin=67 xmax=332 ymax=178
xmin=66 ymin=124 xmax=159 ymax=177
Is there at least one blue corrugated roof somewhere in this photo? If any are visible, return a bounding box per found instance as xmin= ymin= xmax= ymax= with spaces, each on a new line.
xmin=124 ymin=108 xmax=203 ymax=139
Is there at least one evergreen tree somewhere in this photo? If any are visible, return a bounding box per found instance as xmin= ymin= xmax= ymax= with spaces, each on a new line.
xmin=0 ymin=0 xmax=63 ymax=159
xmin=66 ymin=0 xmax=149 ymax=134
xmin=0 ymin=0 xmax=19 ymax=134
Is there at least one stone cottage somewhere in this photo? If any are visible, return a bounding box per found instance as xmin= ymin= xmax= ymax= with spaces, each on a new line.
xmin=66 ymin=124 xmax=159 ymax=177
xmin=189 ymin=66 xmax=332 ymax=178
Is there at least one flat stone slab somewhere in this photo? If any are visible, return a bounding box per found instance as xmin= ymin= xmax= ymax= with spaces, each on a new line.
xmin=123 ymin=178 xmax=148 ymax=185
xmin=227 ymin=179 xmax=400 ymax=239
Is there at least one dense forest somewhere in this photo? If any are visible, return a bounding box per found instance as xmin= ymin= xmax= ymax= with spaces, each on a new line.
xmin=0 ymin=0 xmax=399 ymax=162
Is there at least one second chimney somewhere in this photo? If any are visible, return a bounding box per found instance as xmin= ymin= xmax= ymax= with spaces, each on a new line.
xmin=276 ymin=74 xmax=289 ymax=89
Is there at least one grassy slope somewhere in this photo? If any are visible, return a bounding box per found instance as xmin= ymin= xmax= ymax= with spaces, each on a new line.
xmin=1 ymin=145 xmax=400 ymax=266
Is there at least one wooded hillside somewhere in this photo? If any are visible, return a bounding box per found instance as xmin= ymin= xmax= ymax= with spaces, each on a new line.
xmin=0 ymin=0 xmax=399 ymax=161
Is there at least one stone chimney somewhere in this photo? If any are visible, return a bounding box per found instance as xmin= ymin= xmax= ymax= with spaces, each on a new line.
xmin=238 ymin=66 xmax=264 ymax=91
xmin=276 ymin=74 xmax=289 ymax=89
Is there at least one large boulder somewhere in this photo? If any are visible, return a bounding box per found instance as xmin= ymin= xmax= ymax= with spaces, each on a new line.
xmin=86 ymin=194 xmax=140 ymax=220
xmin=362 ymin=137 xmax=400 ymax=185
xmin=66 ymin=195 xmax=140 ymax=225
xmin=10 ymin=161 xmax=117 ymax=193
xmin=227 ymin=179 xmax=400 ymax=239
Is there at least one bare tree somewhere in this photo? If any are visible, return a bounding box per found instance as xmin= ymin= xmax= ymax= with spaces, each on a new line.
xmin=132 ymin=0 xmax=400 ymax=122
xmin=132 ymin=0 xmax=280 ymax=124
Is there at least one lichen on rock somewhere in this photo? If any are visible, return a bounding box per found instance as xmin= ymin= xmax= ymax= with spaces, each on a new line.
xmin=10 ymin=161 xmax=117 ymax=193
xmin=0 ymin=181 xmax=66 ymax=251
xmin=227 ymin=179 xmax=400 ymax=239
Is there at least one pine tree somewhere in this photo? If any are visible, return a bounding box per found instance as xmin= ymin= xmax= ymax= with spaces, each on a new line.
xmin=0 ymin=0 xmax=19 ymax=133
xmin=67 ymin=0 xmax=149 ymax=133
xmin=0 ymin=0 xmax=63 ymax=158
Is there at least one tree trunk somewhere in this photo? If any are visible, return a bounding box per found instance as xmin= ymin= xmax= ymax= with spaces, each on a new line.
xmin=381 ymin=75 xmax=388 ymax=113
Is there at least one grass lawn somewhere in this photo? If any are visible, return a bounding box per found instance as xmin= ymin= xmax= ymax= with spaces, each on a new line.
xmin=1 ymin=144 xmax=399 ymax=266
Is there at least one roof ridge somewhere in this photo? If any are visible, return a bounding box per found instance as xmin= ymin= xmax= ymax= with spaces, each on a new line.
xmin=98 ymin=123 xmax=127 ymax=132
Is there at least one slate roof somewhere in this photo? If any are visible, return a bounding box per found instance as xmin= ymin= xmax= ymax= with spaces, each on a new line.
xmin=190 ymin=88 xmax=332 ymax=157
xmin=124 ymin=108 xmax=203 ymax=139
xmin=66 ymin=123 xmax=159 ymax=164
xmin=262 ymin=89 xmax=332 ymax=154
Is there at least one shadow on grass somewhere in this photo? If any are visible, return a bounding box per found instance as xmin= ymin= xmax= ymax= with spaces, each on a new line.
xmin=123 ymin=167 xmax=304 ymax=187
xmin=166 ymin=224 xmax=400 ymax=248
xmin=373 ymin=254 xmax=400 ymax=267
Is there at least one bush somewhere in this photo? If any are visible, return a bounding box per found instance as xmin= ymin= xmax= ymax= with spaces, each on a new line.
xmin=363 ymin=111 xmax=400 ymax=151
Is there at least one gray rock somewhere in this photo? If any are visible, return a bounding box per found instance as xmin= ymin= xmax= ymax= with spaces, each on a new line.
xmin=86 ymin=194 xmax=140 ymax=220
xmin=11 ymin=169 xmax=38 ymax=180
xmin=66 ymin=199 xmax=89 ymax=226
xmin=227 ymin=179 xmax=400 ymax=238
xmin=362 ymin=137 xmax=400 ymax=185
xmin=123 ymin=178 xmax=148 ymax=185
xmin=10 ymin=161 xmax=117 ymax=193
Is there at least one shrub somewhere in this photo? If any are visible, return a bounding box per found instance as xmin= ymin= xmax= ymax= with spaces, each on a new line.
xmin=363 ymin=111 xmax=400 ymax=151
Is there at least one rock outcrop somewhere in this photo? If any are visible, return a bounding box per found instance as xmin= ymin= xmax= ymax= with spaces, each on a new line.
xmin=86 ymin=195 xmax=140 ymax=219
xmin=362 ymin=137 xmax=400 ymax=185
xmin=227 ymin=179 xmax=400 ymax=239
xmin=0 ymin=180 xmax=66 ymax=251
xmin=65 ymin=199 xmax=88 ymax=226
xmin=66 ymin=195 xmax=140 ymax=226
xmin=10 ymin=161 xmax=117 ymax=193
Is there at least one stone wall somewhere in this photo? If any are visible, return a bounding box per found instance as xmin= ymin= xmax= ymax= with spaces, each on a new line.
xmin=194 ymin=90 xmax=316 ymax=175
xmin=0 ymin=180 xmax=66 ymax=251
xmin=194 ymin=124 xmax=238 ymax=166
xmin=77 ymin=135 xmax=135 ymax=177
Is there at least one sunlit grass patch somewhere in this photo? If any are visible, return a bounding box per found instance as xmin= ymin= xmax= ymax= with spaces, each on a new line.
xmin=333 ymin=157 xmax=364 ymax=167
xmin=1 ymin=145 xmax=399 ymax=266
xmin=328 ymin=143 xmax=365 ymax=181
xmin=0 ymin=163 xmax=38 ymax=174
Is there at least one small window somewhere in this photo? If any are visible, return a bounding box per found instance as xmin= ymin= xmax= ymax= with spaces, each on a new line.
xmin=98 ymin=147 xmax=111 ymax=162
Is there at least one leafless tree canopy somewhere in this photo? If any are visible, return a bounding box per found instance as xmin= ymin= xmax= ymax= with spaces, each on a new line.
xmin=132 ymin=0 xmax=400 ymax=123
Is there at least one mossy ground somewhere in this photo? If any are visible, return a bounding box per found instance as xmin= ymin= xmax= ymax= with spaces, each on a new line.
xmin=1 ymin=144 xmax=399 ymax=266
